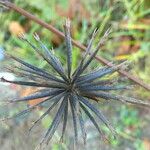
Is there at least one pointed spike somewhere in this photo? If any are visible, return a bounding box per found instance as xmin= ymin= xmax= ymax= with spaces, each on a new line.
xmin=77 ymin=28 xmax=111 ymax=76
xmin=33 ymin=33 xmax=40 ymax=41
xmin=18 ymin=33 xmax=27 ymax=40
xmin=79 ymin=84 xmax=130 ymax=92
xmin=69 ymin=95 xmax=78 ymax=144
xmin=0 ymin=105 xmax=36 ymax=122
xmin=115 ymin=95 xmax=150 ymax=107
xmin=75 ymin=79 xmax=117 ymax=89
xmin=33 ymin=34 xmax=67 ymax=81
xmin=0 ymin=93 xmax=63 ymax=123
xmin=29 ymin=98 xmax=60 ymax=132
xmin=60 ymin=99 xmax=68 ymax=142
xmin=83 ymin=91 xmax=150 ymax=107
xmin=75 ymin=66 xmax=108 ymax=84
xmin=78 ymin=96 xmax=116 ymax=136
xmin=40 ymin=95 xmax=68 ymax=145
xmin=20 ymin=36 xmax=68 ymax=82
xmin=9 ymin=54 xmax=65 ymax=83
xmin=78 ymin=109 xmax=87 ymax=144
xmin=72 ymin=28 xmax=99 ymax=82
xmin=10 ymin=89 xmax=59 ymax=102
xmin=1 ymin=77 xmax=48 ymax=87
xmin=46 ymin=98 xmax=68 ymax=144
xmin=76 ymin=61 xmax=128 ymax=85
xmin=80 ymin=102 xmax=106 ymax=140
xmin=64 ymin=19 xmax=72 ymax=79
xmin=1 ymin=77 xmax=66 ymax=89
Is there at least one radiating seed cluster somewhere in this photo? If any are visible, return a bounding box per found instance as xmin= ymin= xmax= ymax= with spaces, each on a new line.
xmin=1 ymin=20 xmax=149 ymax=146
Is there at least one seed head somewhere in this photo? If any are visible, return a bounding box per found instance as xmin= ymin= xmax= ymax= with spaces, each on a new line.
xmin=1 ymin=20 xmax=150 ymax=147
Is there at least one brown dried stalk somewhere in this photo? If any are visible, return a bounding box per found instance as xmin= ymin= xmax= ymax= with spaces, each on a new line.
xmin=0 ymin=1 xmax=150 ymax=91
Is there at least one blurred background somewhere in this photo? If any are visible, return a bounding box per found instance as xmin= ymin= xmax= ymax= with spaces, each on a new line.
xmin=0 ymin=0 xmax=150 ymax=149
